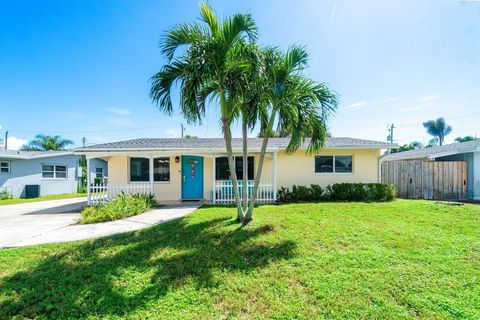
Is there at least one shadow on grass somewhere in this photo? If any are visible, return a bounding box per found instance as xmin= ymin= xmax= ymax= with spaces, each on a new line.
xmin=0 ymin=212 xmax=296 ymax=319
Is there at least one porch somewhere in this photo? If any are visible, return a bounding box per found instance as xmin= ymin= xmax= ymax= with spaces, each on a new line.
xmin=85 ymin=152 xmax=277 ymax=205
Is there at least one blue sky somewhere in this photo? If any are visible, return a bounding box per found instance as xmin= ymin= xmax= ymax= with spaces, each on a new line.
xmin=1 ymin=0 xmax=479 ymax=149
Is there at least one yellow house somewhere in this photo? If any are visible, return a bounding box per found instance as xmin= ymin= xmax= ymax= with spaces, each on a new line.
xmin=75 ymin=137 xmax=395 ymax=204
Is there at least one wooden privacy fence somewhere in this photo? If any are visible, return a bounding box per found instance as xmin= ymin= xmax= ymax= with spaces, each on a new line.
xmin=381 ymin=160 xmax=467 ymax=200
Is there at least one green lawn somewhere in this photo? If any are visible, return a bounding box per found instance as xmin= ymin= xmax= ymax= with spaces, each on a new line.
xmin=0 ymin=193 xmax=86 ymax=206
xmin=0 ymin=200 xmax=479 ymax=319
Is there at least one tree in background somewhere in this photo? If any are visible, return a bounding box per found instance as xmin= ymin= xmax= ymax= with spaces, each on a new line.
xmin=422 ymin=117 xmax=452 ymax=146
xmin=455 ymin=136 xmax=475 ymax=143
xmin=391 ymin=141 xmax=424 ymax=153
xmin=20 ymin=134 xmax=74 ymax=151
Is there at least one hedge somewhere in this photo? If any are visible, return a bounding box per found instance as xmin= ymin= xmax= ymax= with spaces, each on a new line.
xmin=277 ymin=183 xmax=396 ymax=203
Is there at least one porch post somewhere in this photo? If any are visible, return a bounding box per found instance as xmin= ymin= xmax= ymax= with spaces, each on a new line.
xmin=272 ymin=152 xmax=277 ymax=201
xmin=212 ymin=155 xmax=216 ymax=204
xmin=149 ymin=156 xmax=154 ymax=195
xmin=86 ymin=156 xmax=91 ymax=205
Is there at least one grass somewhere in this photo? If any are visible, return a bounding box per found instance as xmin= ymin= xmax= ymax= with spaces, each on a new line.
xmin=0 ymin=200 xmax=479 ymax=319
xmin=80 ymin=194 xmax=157 ymax=224
xmin=0 ymin=193 xmax=86 ymax=206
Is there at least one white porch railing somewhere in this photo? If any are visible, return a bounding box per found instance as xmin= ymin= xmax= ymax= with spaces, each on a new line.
xmin=214 ymin=180 xmax=275 ymax=204
xmin=88 ymin=183 xmax=152 ymax=205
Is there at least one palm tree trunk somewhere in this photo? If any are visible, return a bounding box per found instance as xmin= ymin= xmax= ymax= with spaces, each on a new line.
xmin=244 ymin=109 xmax=277 ymax=222
xmin=242 ymin=118 xmax=248 ymax=214
xmin=222 ymin=118 xmax=244 ymax=222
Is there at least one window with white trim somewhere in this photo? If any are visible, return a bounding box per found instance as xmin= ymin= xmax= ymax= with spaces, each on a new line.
xmin=0 ymin=161 xmax=10 ymax=174
xmin=42 ymin=165 xmax=68 ymax=179
xmin=130 ymin=157 xmax=170 ymax=182
xmin=315 ymin=155 xmax=352 ymax=173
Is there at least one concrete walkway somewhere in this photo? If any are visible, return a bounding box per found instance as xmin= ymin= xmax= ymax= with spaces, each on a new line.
xmin=0 ymin=198 xmax=200 ymax=248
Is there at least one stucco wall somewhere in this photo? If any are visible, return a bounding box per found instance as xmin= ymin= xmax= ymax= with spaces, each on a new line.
xmin=105 ymin=149 xmax=380 ymax=202
xmin=276 ymin=149 xmax=381 ymax=189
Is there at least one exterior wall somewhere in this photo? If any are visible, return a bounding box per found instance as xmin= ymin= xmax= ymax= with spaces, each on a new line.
xmin=107 ymin=156 xmax=129 ymax=184
xmin=276 ymin=149 xmax=381 ymax=189
xmin=0 ymin=155 xmax=80 ymax=198
xmin=435 ymin=152 xmax=474 ymax=199
xmin=154 ymin=155 xmax=182 ymax=201
xmin=104 ymin=148 xmax=380 ymax=202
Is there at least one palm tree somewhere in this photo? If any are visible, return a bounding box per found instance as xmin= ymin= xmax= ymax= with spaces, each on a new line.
xmin=422 ymin=117 xmax=452 ymax=146
xmin=455 ymin=136 xmax=475 ymax=143
xmin=20 ymin=134 xmax=74 ymax=151
xmin=244 ymin=46 xmax=337 ymax=222
xmin=149 ymin=3 xmax=257 ymax=221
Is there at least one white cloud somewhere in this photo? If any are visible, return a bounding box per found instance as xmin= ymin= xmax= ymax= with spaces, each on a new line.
xmin=416 ymin=95 xmax=443 ymax=102
xmin=398 ymin=104 xmax=434 ymax=112
xmin=107 ymin=107 xmax=131 ymax=116
xmin=164 ymin=129 xmax=179 ymax=138
xmin=345 ymin=101 xmax=367 ymax=110
xmin=107 ymin=117 xmax=133 ymax=127
xmin=345 ymin=97 xmax=401 ymax=110
xmin=5 ymin=136 xmax=28 ymax=150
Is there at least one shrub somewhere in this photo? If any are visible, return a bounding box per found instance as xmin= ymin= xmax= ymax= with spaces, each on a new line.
xmin=80 ymin=193 xmax=157 ymax=224
xmin=278 ymin=184 xmax=324 ymax=203
xmin=0 ymin=189 xmax=12 ymax=200
xmin=277 ymin=183 xmax=396 ymax=203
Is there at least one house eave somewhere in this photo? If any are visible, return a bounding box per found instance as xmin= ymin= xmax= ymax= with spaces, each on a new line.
xmin=75 ymin=144 xmax=395 ymax=155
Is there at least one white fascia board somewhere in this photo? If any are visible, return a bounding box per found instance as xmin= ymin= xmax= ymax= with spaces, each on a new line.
xmin=75 ymin=144 xmax=395 ymax=155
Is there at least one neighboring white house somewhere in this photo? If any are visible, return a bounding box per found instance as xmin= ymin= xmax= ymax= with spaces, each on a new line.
xmin=0 ymin=150 xmax=108 ymax=198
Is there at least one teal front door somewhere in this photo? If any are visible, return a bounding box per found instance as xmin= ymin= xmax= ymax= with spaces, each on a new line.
xmin=181 ymin=156 xmax=204 ymax=199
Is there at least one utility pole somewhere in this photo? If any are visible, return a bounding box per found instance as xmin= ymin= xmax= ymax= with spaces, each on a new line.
xmin=81 ymin=137 xmax=87 ymax=147
xmin=387 ymin=124 xmax=395 ymax=144
xmin=180 ymin=124 xmax=185 ymax=139
xmin=4 ymin=131 xmax=8 ymax=150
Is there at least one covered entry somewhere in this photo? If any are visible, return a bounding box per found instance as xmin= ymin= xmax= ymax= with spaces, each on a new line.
xmin=381 ymin=160 xmax=468 ymax=200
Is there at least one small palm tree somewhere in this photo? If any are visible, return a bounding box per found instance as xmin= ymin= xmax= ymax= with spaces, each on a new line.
xmin=21 ymin=134 xmax=74 ymax=151
xmin=422 ymin=117 xmax=452 ymax=146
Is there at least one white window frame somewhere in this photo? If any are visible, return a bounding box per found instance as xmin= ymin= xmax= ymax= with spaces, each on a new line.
xmin=314 ymin=154 xmax=354 ymax=175
xmin=42 ymin=164 xmax=68 ymax=180
xmin=153 ymin=157 xmax=171 ymax=184
xmin=0 ymin=160 xmax=10 ymax=174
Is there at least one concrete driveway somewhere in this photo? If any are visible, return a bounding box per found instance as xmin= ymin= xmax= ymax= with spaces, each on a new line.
xmin=0 ymin=198 xmax=199 ymax=248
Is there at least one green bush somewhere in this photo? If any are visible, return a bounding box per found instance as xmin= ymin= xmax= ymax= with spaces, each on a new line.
xmin=0 ymin=189 xmax=13 ymax=200
xmin=278 ymin=184 xmax=324 ymax=203
xmin=277 ymin=183 xmax=396 ymax=203
xmin=80 ymin=193 xmax=157 ymax=224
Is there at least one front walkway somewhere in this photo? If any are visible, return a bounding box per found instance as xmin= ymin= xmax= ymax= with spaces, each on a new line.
xmin=0 ymin=198 xmax=200 ymax=248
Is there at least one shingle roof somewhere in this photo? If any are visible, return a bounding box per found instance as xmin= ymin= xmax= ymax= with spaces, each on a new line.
xmin=381 ymin=139 xmax=480 ymax=161
xmin=76 ymin=137 xmax=396 ymax=152
xmin=0 ymin=149 xmax=74 ymax=160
